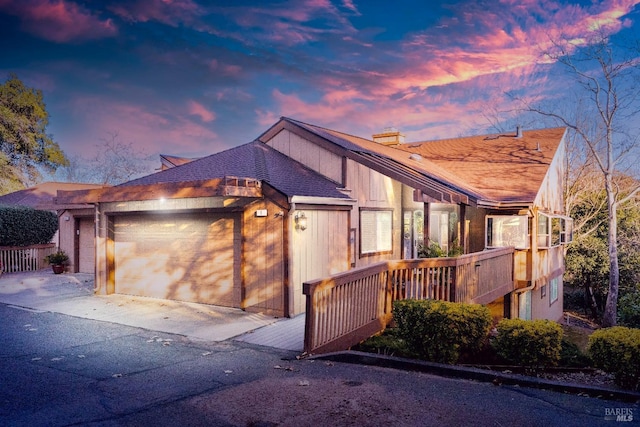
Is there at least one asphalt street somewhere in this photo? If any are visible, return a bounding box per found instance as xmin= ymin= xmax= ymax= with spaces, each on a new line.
xmin=1 ymin=303 xmax=638 ymax=426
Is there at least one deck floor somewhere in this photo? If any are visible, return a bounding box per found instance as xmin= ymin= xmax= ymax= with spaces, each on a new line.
xmin=234 ymin=313 xmax=305 ymax=352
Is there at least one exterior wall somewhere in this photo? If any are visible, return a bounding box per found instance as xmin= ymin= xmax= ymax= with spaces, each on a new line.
xmin=345 ymin=159 xmax=403 ymax=266
xmin=58 ymin=208 xmax=95 ymax=273
xmin=265 ymin=129 xmax=407 ymax=300
xmin=465 ymin=205 xmax=489 ymax=254
xmin=534 ymin=137 xmax=566 ymax=214
xmin=517 ymin=135 xmax=567 ymax=321
xmin=530 ymin=277 xmax=564 ymax=321
xmin=243 ymin=199 xmax=287 ymax=316
xmin=266 ymin=129 xmax=343 ymax=183
xmin=77 ymin=217 xmax=95 ymax=273
xmin=58 ymin=209 xmax=75 ymax=265
xmin=289 ymin=208 xmax=350 ymax=316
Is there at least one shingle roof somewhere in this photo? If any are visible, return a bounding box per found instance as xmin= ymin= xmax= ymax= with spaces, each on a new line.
xmin=395 ymin=128 xmax=567 ymax=203
xmin=0 ymin=182 xmax=108 ymax=209
xmin=278 ymin=118 xmax=485 ymax=202
xmin=114 ymin=119 xmax=565 ymax=206
xmin=278 ymin=118 xmax=565 ymax=205
xmin=123 ymin=141 xmax=351 ymax=200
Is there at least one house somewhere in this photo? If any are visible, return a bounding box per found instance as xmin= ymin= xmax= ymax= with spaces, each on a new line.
xmin=56 ymin=117 xmax=571 ymax=322
xmin=0 ymin=182 xmax=108 ymax=273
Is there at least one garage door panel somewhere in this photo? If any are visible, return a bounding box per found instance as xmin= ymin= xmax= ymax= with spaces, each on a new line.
xmin=114 ymin=213 xmax=240 ymax=306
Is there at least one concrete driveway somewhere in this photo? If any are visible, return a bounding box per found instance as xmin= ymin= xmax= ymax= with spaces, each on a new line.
xmin=0 ymin=269 xmax=303 ymax=349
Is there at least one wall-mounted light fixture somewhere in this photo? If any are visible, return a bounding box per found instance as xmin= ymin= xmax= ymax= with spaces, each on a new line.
xmin=295 ymin=211 xmax=308 ymax=231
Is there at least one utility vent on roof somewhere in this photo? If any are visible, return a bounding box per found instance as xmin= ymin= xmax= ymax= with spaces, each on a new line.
xmin=372 ymin=127 xmax=405 ymax=146
xmin=409 ymin=153 xmax=422 ymax=162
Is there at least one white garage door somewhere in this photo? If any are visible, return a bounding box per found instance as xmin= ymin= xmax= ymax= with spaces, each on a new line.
xmin=113 ymin=212 xmax=240 ymax=306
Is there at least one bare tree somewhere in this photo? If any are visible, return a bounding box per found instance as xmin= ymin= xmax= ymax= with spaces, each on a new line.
xmin=58 ymin=132 xmax=156 ymax=185
xmin=522 ymin=31 xmax=640 ymax=326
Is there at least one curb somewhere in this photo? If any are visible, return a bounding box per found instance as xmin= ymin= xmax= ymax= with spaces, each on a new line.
xmin=311 ymin=350 xmax=640 ymax=403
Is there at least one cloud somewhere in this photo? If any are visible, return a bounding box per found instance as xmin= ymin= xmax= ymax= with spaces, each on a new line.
xmin=293 ymin=0 xmax=640 ymax=107
xmin=0 ymin=0 xmax=117 ymax=43
xmin=213 ymin=0 xmax=359 ymax=47
xmin=187 ymin=100 xmax=216 ymax=123
xmin=65 ymin=96 xmax=221 ymax=157
xmin=108 ymin=0 xmax=203 ymax=26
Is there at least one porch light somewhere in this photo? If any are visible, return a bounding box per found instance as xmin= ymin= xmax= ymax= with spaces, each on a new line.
xmin=295 ymin=211 xmax=308 ymax=231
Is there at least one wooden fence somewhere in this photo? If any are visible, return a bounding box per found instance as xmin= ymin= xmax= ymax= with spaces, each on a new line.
xmin=0 ymin=244 xmax=56 ymax=274
xmin=303 ymin=247 xmax=515 ymax=355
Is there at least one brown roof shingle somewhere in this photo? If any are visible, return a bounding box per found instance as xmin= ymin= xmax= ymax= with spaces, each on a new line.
xmin=395 ymin=127 xmax=567 ymax=203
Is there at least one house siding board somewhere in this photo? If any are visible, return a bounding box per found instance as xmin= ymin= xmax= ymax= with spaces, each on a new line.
xmin=243 ymin=199 xmax=286 ymax=316
xmin=534 ymin=137 xmax=566 ymax=213
xmin=113 ymin=212 xmax=241 ymax=307
xmin=265 ymin=129 xmax=343 ymax=184
xmin=465 ymin=206 xmax=488 ymax=254
xmin=58 ymin=209 xmax=75 ymax=267
xmin=58 ymin=208 xmax=95 ymax=274
xmin=78 ymin=217 xmax=95 ymax=273
xmin=343 ymin=159 xmax=403 ymax=267
xmin=290 ymin=209 xmax=349 ymax=316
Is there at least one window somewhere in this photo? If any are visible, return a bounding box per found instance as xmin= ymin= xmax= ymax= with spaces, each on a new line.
xmin=561 ymin=217 xmax=573 ymax=244
xmin=429 ymin=204 xmax=459 ymax=256
xmin=360 ymin=209 xmax=393 ymax=255
xmin=538 ymin=213 xmax=573 ymax=248
xmin=537 ymin=213 xmax=551 ymax=248
xmin=550 ymin=277 xmax=559 ymax=304
xmin=551 ymin=217 xmax=562 ymax=246
xmin=486 ymin=215 xmax=530 ymax=249
xmin=519 ymin=291 xmax=532 ymax=320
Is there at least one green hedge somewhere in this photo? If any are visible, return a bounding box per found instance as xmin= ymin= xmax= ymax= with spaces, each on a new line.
xmin=493 ymin=318 xmax=563 ymax=369
xmin=393 ymin=299 xmax=492 ymax=364
xmin=618 ymin=291 xmax=640 ymax=328
xmin=0 ymin=204 xmax=58 ymax=246
xmin=588 ymin=326 xmax=640 ymax=390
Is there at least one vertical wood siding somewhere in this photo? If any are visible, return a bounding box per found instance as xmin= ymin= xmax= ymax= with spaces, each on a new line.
xmin=291 ymin=210 xmax=350 ymax=316
xmin=266 ymin=129 xmax=343 ymax=183
xmin=243 ymin=200 xmax=286 ymax=316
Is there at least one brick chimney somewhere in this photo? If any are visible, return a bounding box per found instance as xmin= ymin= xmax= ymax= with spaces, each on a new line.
xmin=372 ymin=127 xmax=405 ymax=146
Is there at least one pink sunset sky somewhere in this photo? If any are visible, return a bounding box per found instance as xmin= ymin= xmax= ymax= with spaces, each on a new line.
xmin=1 ymin=0 xmax=639 ymax=163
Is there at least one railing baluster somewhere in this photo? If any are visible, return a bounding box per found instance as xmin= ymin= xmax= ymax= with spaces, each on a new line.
xmin=303 ymin=248 xmax=515 ymax=354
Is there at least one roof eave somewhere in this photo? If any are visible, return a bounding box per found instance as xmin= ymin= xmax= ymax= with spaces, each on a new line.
xmin=289 ymin=195 xmax=356 ymax=206
xmin=476 ymin=199 xmax=534 ymax=210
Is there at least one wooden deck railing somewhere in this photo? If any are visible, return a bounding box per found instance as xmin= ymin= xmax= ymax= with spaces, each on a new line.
xmin=0 ymin=244 xmax=56 ymax=274
xmin=303 ymin=247 xmax=514 ymax=355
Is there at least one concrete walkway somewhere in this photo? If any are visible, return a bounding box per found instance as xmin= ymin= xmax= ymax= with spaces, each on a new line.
xmin=0 ymin=270 xmax=304 ymax=350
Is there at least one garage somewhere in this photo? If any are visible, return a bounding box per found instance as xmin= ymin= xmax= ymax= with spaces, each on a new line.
xmin=112 ymin=212 xmax=241 ymax=307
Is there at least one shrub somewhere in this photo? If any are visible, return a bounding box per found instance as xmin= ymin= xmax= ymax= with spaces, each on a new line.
xmin=493 ymin=318 xmax=563 ymax=369
xmin=0 ymin=204 xmax=57 ymax=246
xmin=353 ymin=328 xmax=411 ymax=358
xmin=393 ymin=299 xmax=492 ymax=364
xmin=588 ymin=326 xmax=640 ymax=391
xmin=559 ymin=338 xmax=591 ymax=368
xmin=618 ymin=291 xmax=640 ymax=328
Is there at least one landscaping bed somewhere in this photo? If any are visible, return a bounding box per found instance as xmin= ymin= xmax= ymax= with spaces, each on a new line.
xmin=352 ymin=311 xmax=620 ymax=390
